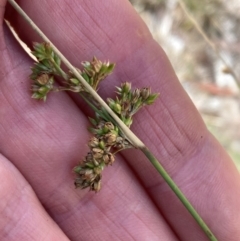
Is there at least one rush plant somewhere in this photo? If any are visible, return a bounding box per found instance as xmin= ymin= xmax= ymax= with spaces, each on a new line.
xmin=7 ymin=0 xmax=218 ymax=240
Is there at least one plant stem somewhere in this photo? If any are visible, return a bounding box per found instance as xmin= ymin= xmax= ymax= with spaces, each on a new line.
xmin=49 ymin=57 xmax=68 ymax=80
xmin=141 ymin=146 xmax=217 ymax=241
xmin=7 ymin=1 xmax=218 ymax=240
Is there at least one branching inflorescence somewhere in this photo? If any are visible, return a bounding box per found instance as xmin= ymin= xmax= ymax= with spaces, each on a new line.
xmin=30 ymin=42 xmax=159 ymax=192
xmin=7 ymin=1 xmax=218 ymax=238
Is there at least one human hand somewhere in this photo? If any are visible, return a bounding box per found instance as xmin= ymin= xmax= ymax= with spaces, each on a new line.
xmin=1 ymin=1 xmax=240 ymax=240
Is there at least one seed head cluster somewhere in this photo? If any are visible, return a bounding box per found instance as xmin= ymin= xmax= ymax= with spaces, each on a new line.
xmin=74 ymin=121 xmax=131 ymax=192
xmin=30 ymin=42 xmax=159 ymax=192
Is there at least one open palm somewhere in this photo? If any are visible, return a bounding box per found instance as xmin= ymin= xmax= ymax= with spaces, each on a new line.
xmin=1 ymin=1 xmax=240 ymax=240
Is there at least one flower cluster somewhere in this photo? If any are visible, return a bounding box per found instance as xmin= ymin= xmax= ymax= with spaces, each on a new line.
xmin=108 ymin=82 xmax=159 ymax=127
xmin=31 ymin=73 xmax=54 ymax=101
xmin=74 ymin=121 xmax=131 ymax=192
xmin=30 ymin=42 xmax=159 ymax=192
xmin=73 ymin=83 xmax=159 ymax=192
xmin=30 ymin=43 xmax=115 ymax=100
xmin=68 ymin=57 xmax=115 ymax=93
xmin=30 ymin=42 xmax=62 ymax=101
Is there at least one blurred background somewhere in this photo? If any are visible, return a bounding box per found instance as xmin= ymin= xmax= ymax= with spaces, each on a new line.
xmin=130 ymin=0 xmax=240 ymax=171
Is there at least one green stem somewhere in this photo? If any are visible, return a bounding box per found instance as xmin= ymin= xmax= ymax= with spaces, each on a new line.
xmin=141 ymin=146 xmax=218 ymax=241
xmin=49 ymin=57 xmax=68 ymax=80
xmin=80 ymin=92 xmax=122 ymax=130
xmin=79 ymin=93 xmax=110 ymax=121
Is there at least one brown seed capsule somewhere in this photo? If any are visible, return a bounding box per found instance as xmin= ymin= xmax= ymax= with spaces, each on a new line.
xmin=88 ymin=137 xmax=99 ymax=148
xmin=93 ymin=166 xmax=102 ymax=175
xmin=141 ymin=87 xmax=150 ymax=100
xmin=93 ymin=180 xmax=101 ymax=192
xmin=79 ymin=168 xmax=89 ymax=175
xmin=36 ymin=73 xmax=49 ymax=85
xmin=132 ymin=88 xmax=141 ymax=103
xmin=82 ymin=169 xmax=94 ymax=178
xmin=92 ymin=57 xmax=102 ymax=73
xmin=104 ymin=133 xmax=117 ymax=146
xmin=103 ymin=153 xmax=115 ymax=165
xmin=92 ymin=148 xmax=104 ymax=159
xmin=90 ymin=174 xmax=101 ymax=192
xmin=104 ymin=122 xmax=115 ymax=131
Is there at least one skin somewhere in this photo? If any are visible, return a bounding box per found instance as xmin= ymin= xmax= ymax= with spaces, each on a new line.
xmin=0 ymin=0 xmax=240 ymax=240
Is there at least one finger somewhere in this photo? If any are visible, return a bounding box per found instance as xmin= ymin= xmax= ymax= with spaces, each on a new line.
xmin=5 ymin=0 xmax=240 ymax=240
xmin=0 ymin=154 xmax=71 ymax=241
xmin=0 ymin=7 xmax=179 ymax=241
